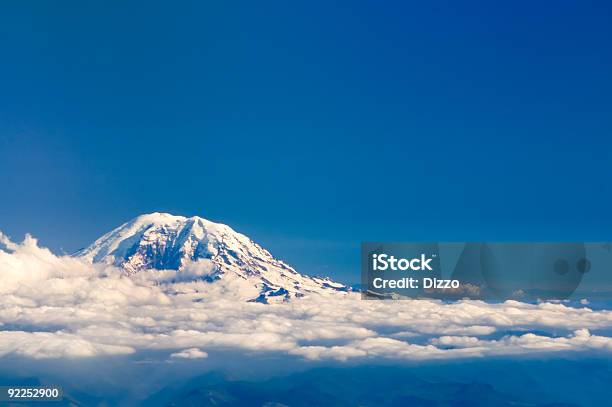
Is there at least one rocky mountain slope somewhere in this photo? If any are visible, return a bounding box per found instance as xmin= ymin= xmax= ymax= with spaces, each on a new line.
xmin=77 ymin=212 xmax=347 ymax=302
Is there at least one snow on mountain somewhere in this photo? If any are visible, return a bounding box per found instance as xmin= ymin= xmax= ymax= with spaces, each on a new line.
xmin=76 ymin=213 xmax=347 ymax=302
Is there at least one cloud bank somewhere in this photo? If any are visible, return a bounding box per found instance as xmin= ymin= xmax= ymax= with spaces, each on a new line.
xmin=1 ymin=232 xmax=611 ymax=361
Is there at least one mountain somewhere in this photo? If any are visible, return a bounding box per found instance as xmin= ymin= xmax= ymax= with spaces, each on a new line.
xmin=76 ymin=213 xmax=347 ymax=302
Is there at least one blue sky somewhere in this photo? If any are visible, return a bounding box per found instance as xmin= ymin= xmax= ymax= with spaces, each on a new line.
xmin=1 ymin=1 xmax=611 ymax=283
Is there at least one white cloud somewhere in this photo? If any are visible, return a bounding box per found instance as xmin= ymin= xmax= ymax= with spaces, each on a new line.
xmin=0 ymin=233 xmax=611 ymax=361
xmin=170 ymin=348 xmax=208 ymax=359
xmin=0 ymin=330 xmax=134 ymax=359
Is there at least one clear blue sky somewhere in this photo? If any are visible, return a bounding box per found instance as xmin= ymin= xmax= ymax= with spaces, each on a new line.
xmin=1 ymin=1 xmax=611 ymax=283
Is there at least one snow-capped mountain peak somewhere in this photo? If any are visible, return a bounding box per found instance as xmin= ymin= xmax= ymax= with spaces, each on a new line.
xmin=77 ymin=212 xmax=347 ymax=302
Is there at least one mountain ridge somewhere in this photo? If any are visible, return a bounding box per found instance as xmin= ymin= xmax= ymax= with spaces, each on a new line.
xmin=76 ymin=212 xmax=347 ymax=302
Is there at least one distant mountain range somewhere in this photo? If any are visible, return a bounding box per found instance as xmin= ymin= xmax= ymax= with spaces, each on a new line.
xmin=76 ymin=212 xmax=347 ymax=302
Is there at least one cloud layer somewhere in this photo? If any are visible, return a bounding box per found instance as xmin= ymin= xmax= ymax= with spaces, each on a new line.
xmin=1 ymin=232 xmax=611 ymax=361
